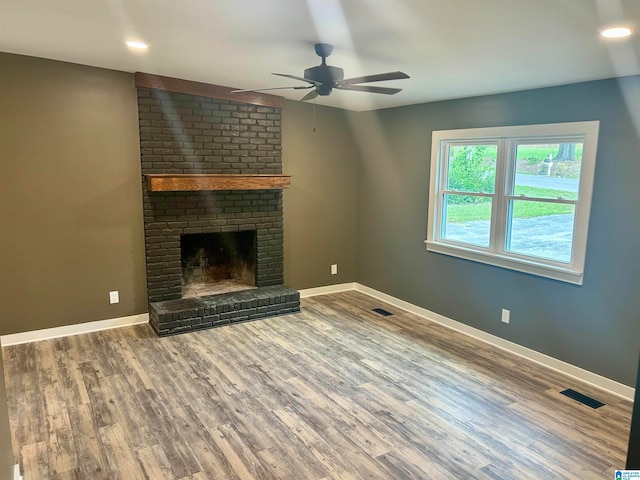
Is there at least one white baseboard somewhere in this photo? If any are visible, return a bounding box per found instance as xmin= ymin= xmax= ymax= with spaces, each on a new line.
xmin=1 ymin=313 xmax=149 ymax=347
xmin=14 ymin=464 xmax=21 ymax=480
xmin=354 ymin=283 xmax=635 ymax=401
xmin=299 ymin=283 xmax=357 ymax=298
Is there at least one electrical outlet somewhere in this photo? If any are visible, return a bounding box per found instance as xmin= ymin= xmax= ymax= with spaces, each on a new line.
xmin=331 ymin=264 xmax=338 ymax=275
xmin=501 ymin=308 xmax=510 ymax=324
xmin=109 ymin=290 xmax=119 ymax=304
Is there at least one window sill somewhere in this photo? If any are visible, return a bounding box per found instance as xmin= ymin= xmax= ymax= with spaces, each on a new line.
xmin=424 ymin=240 xmax=584 ymax=285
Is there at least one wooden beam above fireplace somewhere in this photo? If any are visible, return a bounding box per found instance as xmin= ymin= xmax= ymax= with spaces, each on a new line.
xmin=135 ymin=73 xmax=285 ymax=109
xmin=144 ymin=174 xmax=291 ymax=192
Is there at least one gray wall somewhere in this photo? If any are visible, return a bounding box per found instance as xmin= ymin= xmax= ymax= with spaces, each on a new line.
xmin=283 ymin=100 xmax=358 ymax=289
xmin=0 ymin=53 xmax=148 ymax=334
xmin=354 ymin=76 xmax=640 ymax=387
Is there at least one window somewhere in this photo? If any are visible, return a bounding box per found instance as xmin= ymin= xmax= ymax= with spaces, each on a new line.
xmin=426 ymin=121 xmax=599 ymax=285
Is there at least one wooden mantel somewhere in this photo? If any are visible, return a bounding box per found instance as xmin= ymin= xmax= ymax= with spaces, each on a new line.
xmin=145 ymin=174 xmax=291 ymax=192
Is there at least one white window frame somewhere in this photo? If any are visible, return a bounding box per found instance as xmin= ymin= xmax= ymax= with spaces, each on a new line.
xmin=426 ymin=121 xmax=599 ymax=285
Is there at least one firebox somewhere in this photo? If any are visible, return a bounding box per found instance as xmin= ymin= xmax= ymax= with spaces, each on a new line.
xmin=180 ymin=231 xmax=256 ymax=298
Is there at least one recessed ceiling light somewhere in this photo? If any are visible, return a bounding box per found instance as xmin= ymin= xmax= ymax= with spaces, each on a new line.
xmin=600 ymin=26 xmax=633 ymax=39
xmin=126 ymin=41 xmax=149 ymax=50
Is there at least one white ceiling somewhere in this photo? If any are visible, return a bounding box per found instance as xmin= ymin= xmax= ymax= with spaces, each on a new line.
xmin=1 ymin=0 xmax=639 ymax=111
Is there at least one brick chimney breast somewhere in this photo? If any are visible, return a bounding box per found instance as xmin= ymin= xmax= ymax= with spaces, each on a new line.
xmin=136 ymin=82 xmax=298 ymax=336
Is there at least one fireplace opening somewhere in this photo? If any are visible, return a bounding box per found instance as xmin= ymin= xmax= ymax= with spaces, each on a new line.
xmin=180 ymin=231 xmax=256 ymax=298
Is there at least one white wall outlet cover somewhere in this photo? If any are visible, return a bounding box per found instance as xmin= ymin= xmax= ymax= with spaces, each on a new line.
xmin=109 ymin=291 xmax=119 ymax=304
xmin=331 ymin=264 xmax=338 ymax=275
xmin=501 ymin=308 xmax=510 ymax=324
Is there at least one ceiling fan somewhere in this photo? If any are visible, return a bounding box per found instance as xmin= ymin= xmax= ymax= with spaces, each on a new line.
xmin=233 ymin=43 xmax=410 ymax=101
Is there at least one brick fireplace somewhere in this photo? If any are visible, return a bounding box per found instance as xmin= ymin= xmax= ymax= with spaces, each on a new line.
xmin=136 ymin=73 xmax=300 ymax=336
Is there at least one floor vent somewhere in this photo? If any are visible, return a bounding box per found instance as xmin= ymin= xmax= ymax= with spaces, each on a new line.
xmin=560 ymin=389 xmax=605 ymax=409
xmin=372 ymin=308 xmax=393 ymax=316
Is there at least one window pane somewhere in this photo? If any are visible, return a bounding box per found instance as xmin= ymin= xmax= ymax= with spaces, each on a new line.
xmin=513 ymin=143 xmax=582 ymax=200
xmin=442 ymin=194 xmax=491 ymax=247
xmin=447 ymin=144 xmax=497 ymax=193
xmin=506 ymin=200 xmax=576 ymax=263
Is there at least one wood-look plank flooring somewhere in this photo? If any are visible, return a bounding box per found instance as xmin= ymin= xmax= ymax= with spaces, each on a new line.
xmin=3 ymin=291 xmax=632 ymax=479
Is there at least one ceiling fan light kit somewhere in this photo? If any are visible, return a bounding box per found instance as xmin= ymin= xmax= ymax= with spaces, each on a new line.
xmin=233 ymin=43 xmax=409 ymax=101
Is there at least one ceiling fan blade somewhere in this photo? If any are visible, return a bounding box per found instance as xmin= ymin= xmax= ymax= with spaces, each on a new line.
xmin=339 ymin=71 xmax=410 ymax=85
xmin=334 ymin=84 xmax=402 ymax=95
xmin=272 ymin=73 xmax=322 ymax=86
xmin=231 ymin=85 xmax=313 ymax=93
xmin=300 ymin=90 xmax=319 ymax=101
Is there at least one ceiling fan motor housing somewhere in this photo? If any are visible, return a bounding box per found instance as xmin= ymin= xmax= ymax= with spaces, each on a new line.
xmin=304 ymin=65 xmax=344 ymax=85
